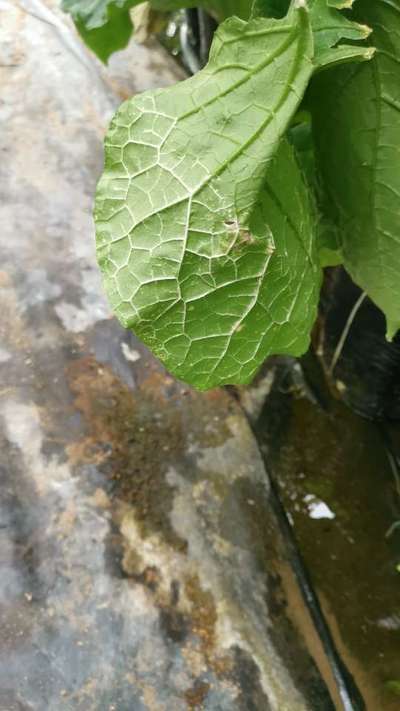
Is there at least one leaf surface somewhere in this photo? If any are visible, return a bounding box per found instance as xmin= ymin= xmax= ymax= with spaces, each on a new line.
xmin=312 ymin=0 xmax=400 ymax=337
xmin=95 ymin=6 xmax=320 ymax=388
xmin=63 ymin=0 xmax=372 ymax=64
xmin=308 ymin=0 xmax=373 ymax=69
xmin=250 ymin=0 xmax=374 ymax=72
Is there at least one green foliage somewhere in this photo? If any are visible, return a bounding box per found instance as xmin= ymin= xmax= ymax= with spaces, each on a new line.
xmin=62 ymin=0 xmax=139 ymax=62
xmin=61 ymin=0 xmax=400 ymax=388
xmin=311 ymin=0 xmax=400 ymax=338
xmin=93 ymin=0 xmax=379 ymax=388
xmin=62 ymin=0 xmax=253 ymax=60
xmin=62 ymin=0 xmax=371 ymax=64
xmin=308 ymin=0 xmax=373 ymax=69
xmin=95 ymin=7 xmax=320 ymax=388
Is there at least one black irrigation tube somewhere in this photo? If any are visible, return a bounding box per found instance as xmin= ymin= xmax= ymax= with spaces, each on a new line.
xmin=266 ymin=474 xmax=365 ymax=711
xmin=179 ymin=8 xmax=217 ymax=73
xmin=179 ymin=10 xmax=202 ymax=74
xmin=252 ymin=358 xmax=365 ymax=710
xmin=233 ymin=357 xmax=365 ymax=709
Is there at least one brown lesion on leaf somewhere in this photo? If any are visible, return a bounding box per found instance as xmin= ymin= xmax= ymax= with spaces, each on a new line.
xmin=224 ymin=218 xmax=256 ymax=250
xmin=223 ymin=218 xmax=276 ymax=257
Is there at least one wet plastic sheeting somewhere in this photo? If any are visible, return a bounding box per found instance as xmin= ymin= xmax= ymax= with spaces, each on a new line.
xmin=0 ymin=2 xmax=332 ymax=709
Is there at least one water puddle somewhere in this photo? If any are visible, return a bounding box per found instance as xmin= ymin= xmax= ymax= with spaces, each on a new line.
xmin=251 ymin=363 xmax=400 ymax=710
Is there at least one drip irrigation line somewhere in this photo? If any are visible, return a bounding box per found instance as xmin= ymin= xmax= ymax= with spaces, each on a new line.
xmin=267 ymin=475 xmax=365 ymax=711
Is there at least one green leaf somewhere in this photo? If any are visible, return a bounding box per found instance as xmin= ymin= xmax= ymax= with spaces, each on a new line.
xmin=62 ymin=0 xmax=139 ymax=62
xmin=311 ymin=0 xmax=400 ymax=338
xmin=314 ymin=43 xmax=374 ymax=71
xmin=309 ymin=0 xmax=373 ymax=70
xmin=95 ymin=6 xmax=321 ymax=389
xmin=252 ymin=0 xmax=374 ymax=68
xmin=317 ymin=220 xmax=342 ymax=267
xmin=287 ymin=116 xmax=344 ymax=266
xmin=288 ymin=115 xmax=316 ymax=187
xmin=63 ymin=0 xmax=373 ymax=65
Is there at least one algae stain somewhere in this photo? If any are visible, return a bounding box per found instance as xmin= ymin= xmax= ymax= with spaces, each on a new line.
xmin=66 ymin=356 xmax=187 ymax=550
xmin=185 ymin=574 xmax=217 ymax=658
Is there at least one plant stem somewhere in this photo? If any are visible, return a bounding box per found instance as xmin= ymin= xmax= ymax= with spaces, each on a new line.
xmin=328 ymin=291 xmax=367 ymax=376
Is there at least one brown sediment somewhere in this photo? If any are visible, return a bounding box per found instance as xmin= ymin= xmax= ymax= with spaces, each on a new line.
xmin=65 ymin=356 xmax=187 ymax=549
xmin=0 ymin=271 xmax=29 ymax=351
xmin=184 ymin=680 xmax=210 ymax=709
xmin=185 ymin=574 xmax=217 ymax=658
xmin=275 ymin=558 xmax=342 ymax=711
xmin=318 ymin=590 xmax=387 ymax=711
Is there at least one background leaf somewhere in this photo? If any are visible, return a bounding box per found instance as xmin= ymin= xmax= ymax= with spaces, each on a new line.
xmin=95 ymin=7 xmax=319 ymax=388
xmin=62 ymin=0 xmax=139 ymax=61
xmin=311 ymin=0 xmax=400 ymax=338
xmin=63 ymin=0 xmax=374 ymax=64
xmin=308 ymin=0 xmax=373 ymax=70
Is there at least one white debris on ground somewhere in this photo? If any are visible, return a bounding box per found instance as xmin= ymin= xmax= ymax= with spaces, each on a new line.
xmin=303 ymin=495 xmax=336 ymax=520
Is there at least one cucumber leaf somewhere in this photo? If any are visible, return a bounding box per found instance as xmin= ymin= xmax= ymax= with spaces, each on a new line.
xmin=249 ymin=0 xmax=374 ymax=68
xmin=63 ymin=0 xmax=373 ymax=66
xmin=95 ymin=5 xmax=320 ymax=388
xmin=309 ymin=0 xmax=373 ymax=69
xmin=312 ymin=0 xmax=400 ymax=338
xmin=62 ymin=0 xmax=140 ymax=62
